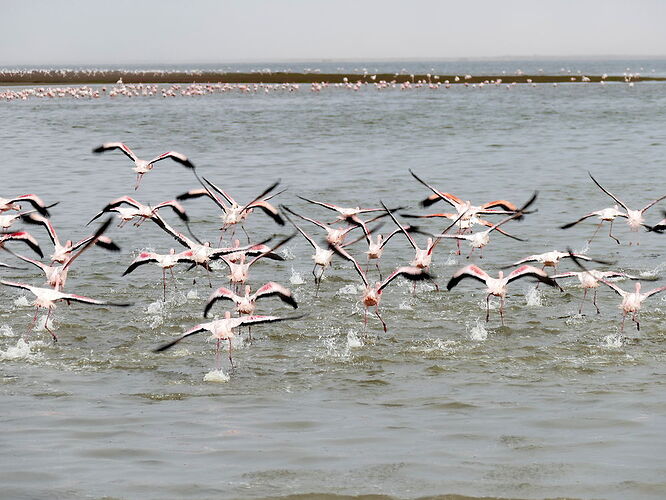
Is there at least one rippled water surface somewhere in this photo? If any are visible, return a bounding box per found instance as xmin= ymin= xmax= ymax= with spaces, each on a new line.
xmin=2 ymin=77 xmax=666 ymax=500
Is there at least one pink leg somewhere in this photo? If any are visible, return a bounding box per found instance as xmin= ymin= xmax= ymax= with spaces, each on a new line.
xmin=593 ymin=289 xmax=600 ymax=314
xmin=620 ymin=312 xmax=626 ymax=332
xmin=608 ymin=219 xmax=620 ymax=245
xmin=162 ymin=269 xmax=167 ymax=302
xmin=375 ymin=306 xmax=387 ymax=333
xmin=134 ymin=173 xmax=143 ymax=190
xmin=499 ymin=297 xmax=505 ymax=326
xmin=44 ymin=308 xmax=57 ymax=342
xmin=228 ymin=339 xmax=234 ymax=368
xmin=588 ymin=221 xmax=603 ymax=243
xmin=215 ymin=339 xmax=221 ymax=369
xmin=485 ymin=294 xmax=491 ymax=322
xmin=633 ymin=312 xmax=640 ymax=331
xmin=579 ymin=289 xmax=587 ymax=314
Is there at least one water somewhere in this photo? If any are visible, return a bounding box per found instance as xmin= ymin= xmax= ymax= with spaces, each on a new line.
xmin=1 ymin=67 xmax=666 ymax=499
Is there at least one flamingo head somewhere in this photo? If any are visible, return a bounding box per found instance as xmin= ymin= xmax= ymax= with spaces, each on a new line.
xmin=498 ymin=270 xmax=504 ymax=279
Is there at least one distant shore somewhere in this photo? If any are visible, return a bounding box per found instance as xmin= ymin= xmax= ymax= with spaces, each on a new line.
xmin=0 ymin=70 xmax=662 ymax=86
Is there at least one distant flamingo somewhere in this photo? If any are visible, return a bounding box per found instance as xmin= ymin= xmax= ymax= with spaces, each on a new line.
xmin=153 ymin=311 xmax=303 ymax=369
xmin=447 ymin=265 xmax=562 ymax=325
xmin=93 ymin=142 xmax=196 ymax=190
xmin=122 ymin=249 xmax=196 ymax=300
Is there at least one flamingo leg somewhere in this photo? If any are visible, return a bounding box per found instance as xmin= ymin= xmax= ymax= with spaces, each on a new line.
xmin=608 ymin=219 xmax=620 ymax=245
xmin=240 ymin=225 xmax=251 ymax=244
xmin=215 ymin=339 xmax=221 ymax=370
xmin=28 ymin=307 xmax=39 ymax=334
xmin=134 ymin=173 xmax=143 ymax=190
xmin=593 ymin=289 xmax=600 ymax=314
xmin=620 ymin=312 xmax=626 ymax=332
xmin=633 ymin=312 xmax=640 ymax=331
xmin=485 ymin=294 xmax=491 ymax=322
xmin=228 ymin=338 xmax=234 ymax=369
xmin=312 ymin=264 xmax=321 ymax=297
xmin=375 ymin=262 xmax=383 ymax=281
xmin=579 ymin=289 xmax=588 ymax=315
xmin=499 ymin=297 xmax=505 ymax=327
xmin=170 ymin=267 xmax=178 ymax=291
xmin=44 ymin=308 xmax=57 ymax=342
xmin=588 ymin=221 xmax=603 ymax=243
xmin=162 ymin=268 xmax=167 ymax=302
xmin=375 ymin=305 xmax=387 ymax=333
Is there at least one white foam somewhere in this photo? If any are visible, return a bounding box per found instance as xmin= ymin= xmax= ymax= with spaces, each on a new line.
xmin=602 ymin=333 xmax=624 ymax=348
xmin=346 ymin=330 xmax=364 ymax=348
xmin=0 ymin=325 xmax=14 ymax=337
xmin=186 ymin=289 xmax=199 ymax=300
xmin=280 ymin=247 xmax=296 ymax=260
xmin=203 ymin=369 xmax=230 ymax=383
xmin=146 ymin=301 xmax=164 ymax=315
xmin=336 ymin=284 xmax=360 ymax=295
xmin=13 ymin=296 xmax=30 ymax=307
xmin=0 ymin=339 xmax=37 ymax=361
xmin=398 ymin=299 xmax=413 ymax=310
xmin=289 ymin=266 xmax=306 ymax=285
xmin=525 ymin=286 xmax=543 ymax=307
xmin=33 ymin=314 xmax=54 ymax=332
xmin=467 ymin=318 xmax=488 ymax=341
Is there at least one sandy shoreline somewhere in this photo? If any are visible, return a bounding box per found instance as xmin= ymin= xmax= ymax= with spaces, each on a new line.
xmin=0 ymin=71 xmax=662 ymax=85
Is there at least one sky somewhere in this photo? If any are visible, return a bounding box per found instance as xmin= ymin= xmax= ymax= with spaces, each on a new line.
xmin=1 ymin=0 xmax=665 ymax=65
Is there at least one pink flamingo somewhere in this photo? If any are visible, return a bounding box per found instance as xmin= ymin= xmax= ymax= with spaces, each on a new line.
xmin=560 ymin=205 xmax=627 ymax=244
xmin=87 ymin=196 xmax=189 ymax=227
xmin=153 ymin=311 xmax=303 ymax=369
xmin=551 ymin=270 xmax=641 ymax=314
xmin=0 ymin=231 xmax=43 ymax=258
xmin=599 ymin=280 xmax=666 ymax=332
xmin=0 ymin=194 xmax=51 ymax=216
xmin=447 ymin=265 xmax=562 ymax=325
xmin=204 ymin=282 xmax=297 ymax=317
xmin=92 ymin=142 xmax=196 ymax=190
xmin=122 ymin=249 xmax=197 ymax=300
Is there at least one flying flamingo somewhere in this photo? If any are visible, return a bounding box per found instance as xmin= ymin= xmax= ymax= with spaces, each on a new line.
xmin=20 ymin=214 xmax=118 ymax=263
xmin=122 ymin=249 xmax=197 ymax=301
xmin=434 ymin=193 xmax=537 ymax=258
xmin=511 ymin=250 xmax=597 ymax=272
xmin=9 ymin=218 xmax=118 ymax=291
xmin=588 ymin=172 xmax=666 ymax=238
xmin=87 ymin=196 xmax=189 ymax=227
xmin=560 ymin=205 xmax=627 ymax=244
xmin=0 ymin=280 xmax=131 ymax=341
xmin=0 ymin=194 xmax=51 ymax=216
xmin=204 ymin=282 xmax=297 ymax=318
xmin=446 ymin=265 xmax=563 ymax=325
xmin=177 ymin=177 xmax=284 ymax=241
xmin=598 ymin=281 xmax=666 ymax=332
xmin=551 ymin=270 xmax=642 ymax=314
xmin=92 ymin=142 xmax=196 ymax=190
xmin=153 ymin=311 xmax=303 ymax=369
xmin=0 ymin=231 xmax=43 ymax=258
xmin=281 ymin=205 xmax=363 ymax=246
xmin=333 ymin=244 xmax=432 ymax=332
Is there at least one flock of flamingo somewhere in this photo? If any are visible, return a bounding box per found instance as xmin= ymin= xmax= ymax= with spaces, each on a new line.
xmin=2 ymin=143 xmax=665 ymax=372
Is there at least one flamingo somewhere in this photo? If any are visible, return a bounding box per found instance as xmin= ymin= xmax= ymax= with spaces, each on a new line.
xmin=598 ymin=281 xmax=666 ymax=332
xmin=551 ymin=270 xmax=641 ymax=314
xmin=0 ymin=280 xmax=130 ymax=341
xmin=447 ymin=265 xmax=562 ymax=325
xmin=333 ymin=244 xmax=432 ymax=332
xmin=588 ymin=172 xmax=666 ymax=236
xmin=177 ymin=177 xmax=284 ymax=241
xmin=560 ymin=205 xmax=627 ymax=244
xmin=0 ymin=231 xmax=43 ymax=258
xmin=433 ymin=192 xmax=537 ymax=258
xmin=153 ymin=311 xmax=303 ymax=369
xmin=204 ymin=282 xmax=297 ymax=317
xmin=20 ymin=214 xmax=118 ymax=263
xmin=512 ymin=250 xmax=595 ymax=271
xmin=122 ymin=249 xmax=197 ymax=301
xmin=92 ymin=142 xmax=196 ymax=190
xmin=281 ymin=205 xmax=363 ymax=246
xmin=0 ymin=194 xmax=50 ymax=216
xmin=87 ymin=196 xmax=189 ymax=227
xmin=10 ymin=218 xmax=117 ymax=291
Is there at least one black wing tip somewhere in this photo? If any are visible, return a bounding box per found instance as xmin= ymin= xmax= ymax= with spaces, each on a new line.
xmin=92 ymin=145 xmax=106 ymax=153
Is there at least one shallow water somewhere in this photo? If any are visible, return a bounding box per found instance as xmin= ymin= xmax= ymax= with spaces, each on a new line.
xmin=1 ymin=76 xmax=666 ymax=500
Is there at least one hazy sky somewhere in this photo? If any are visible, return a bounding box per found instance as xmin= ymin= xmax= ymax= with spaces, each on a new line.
xmin=2 ymin=0 xmax=665 ymax=65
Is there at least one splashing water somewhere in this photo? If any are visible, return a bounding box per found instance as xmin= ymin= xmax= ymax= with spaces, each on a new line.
xmin=444 ymin=252 xmax=458 ymax=266
xmin=398 ymin=299 xmax=413 ymax=310
xmin=289 ymin=267 xmax=306 ymax=285
xmin=203 ymin=369 xmax=230 ymax=383
xmin=280 ymin=247 xmax=296 ymax=260
xmin=0 ymin=325 xmax=14 ymax=337
xmin=525 ymin=286 xmax=543 ymax=307
xmin=602 ymin=333 xmax=624 ymax=348
xmin=13 ymin=296 xmax=30 ymax=307
xmin=33 ymin=314 xmax=55 ymax=332
xmin=336 ymin=284 xmax=360 ymax=296
xmin=466 ymin=318 xmax=489 ymax=341
xmin=186 ymin=289 xmax=199 ymax=300
xmin=346 ymin=330 xmax=364 ymax=348
xmin=0 ymin=339 xmax=41 ymax=361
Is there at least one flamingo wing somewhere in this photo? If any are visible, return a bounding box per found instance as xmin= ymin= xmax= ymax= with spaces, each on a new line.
xmin=378 ymin=266 xmax=433 ymax=292
xmin=148 ymin=151 xmax=195 ymax=170
xmin=588 ymin=172 xmax=628 ymax=211
xmin=7 ymin=194 xmax=50 ymax=217
xmin=204 ymin=287 xmax=240 ymax=317
xmin=330 ymin=243 xmax=369 ymax=287
xmin=446 ymin=265 xmax=490 ymax=290
xmin=644 ymin=286 xmax=666 ymax=298
xmin=154 ymin=200 xmax=189 ymax=222
xmin=640 ymin=194 xmax=666 ymax=214
xmin=153 ymin=324 xmax=209 ymax=352
xmin=560 ymin=212 xmax=600 ymax=229
xmin=122 ymin=252 xmax=159 ymax=276
xmin=247 ymin=200 xmax=284 ymax=225
xmin=19 ymin=214 xmax=58 ymax=246
xmin=253 ymin=282 xmax=297 ymax=308
xmin=93 ymin=142 xmax=138 ymax=162
xmin=61 ymin=292 xmax=131 ymax=307
xmin=506 ymin=265 xmax=562 ymax=289
xmin=0 ymin=231 xmax=43 ymax=258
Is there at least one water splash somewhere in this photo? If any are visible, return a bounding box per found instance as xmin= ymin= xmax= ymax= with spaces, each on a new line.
xmin=336 ymin=284 xmax=360 ymax=296
xmin=33 ymin=314 xmax=55 ymax=332
xmin=444 ymin=251 xmax=458 ymax=266
xmin=0 ymin=339 xmax=41 ymax=361
xmin=398 ymin=299 xmax=413 ymax=310
xmin=466 ymin=318 xmax=489 ymax=341
xmin=0 ymin=325 xmax=14 ymax=337
xmin=602 ymin=333 xmax=624 ymax=348
xmin=203 ymin=369 xmax=230 ymax=383
xmin=186 ymin=289 xmax=199 ymax=300
xmin=346 ymin=330 xmax=364 ymax=348
xmin=280 ymin=247 xmax=296 ymax=260
xmin=13 ymin=296 xmax=30 ymax=307
xmin=289 ymin=267 xmax=306 ymax=285
xmin=525 ymin=286 xmax=543 ymax=307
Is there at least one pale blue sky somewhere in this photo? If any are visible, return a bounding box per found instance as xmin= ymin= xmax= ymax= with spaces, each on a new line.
xmin=1 ymin=0 xmax=665 ymax=65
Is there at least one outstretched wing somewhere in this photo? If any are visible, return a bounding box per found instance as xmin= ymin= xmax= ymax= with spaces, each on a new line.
xmin=203 ymin=287 xmax=240 ymax=317
xmin=93 ymin=142 xmax=138 ymax=162
xmin=588 ymin=172 xmax=628 ymax=211
xmin=506 ymin=265 xmax=562 ymax=290
xmin=153 ymin=324 xmax=209 ymax=352
xmin=330 ymin=243 xmax=369 ymax=287
xmin=20 ymin=214 xmax=58 ymax=246
xmin=122 ymin=252 xmax=159 ymax=276
xmin=153 ymin=200 xmax=189 ymax=222
xmin=148 ymin=151 xmax=196 ymax=170
xmin=561 ymin=212 xmax=600 ymax=229
xmin=247 ymin=200 xmax=284 ymax=225
xmin=0 ymin=231 xmax=43 ymax=258
xmin=378 ymin=266 xmax=432 ymax=292
xmin=253 ymin=282 xmax=297 ymax=308
xmin=446 ymin=265 xmax=490 ymax=290
xmin=7 ymin=194 xmax=50 ymax=217
xmin=409 ymin=169 xmax=460 ymax=209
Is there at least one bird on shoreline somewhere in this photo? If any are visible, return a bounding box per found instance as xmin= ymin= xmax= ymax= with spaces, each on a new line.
xmin=93 ymin=142 xmax=196 ymax=190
